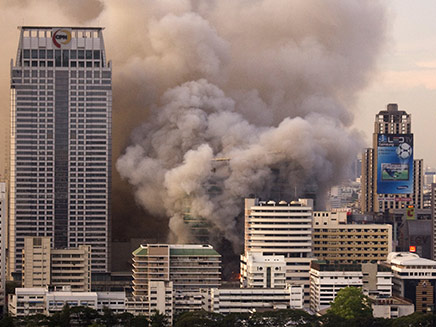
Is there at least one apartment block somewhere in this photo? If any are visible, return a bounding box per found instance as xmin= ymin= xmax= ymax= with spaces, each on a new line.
xmin=131 ymin=244 xmax=221 ymax=317
xmin=22 ymin=236 xmax=91 ymax=291
xmin=312 ymin=211 xmax=392 ymax=264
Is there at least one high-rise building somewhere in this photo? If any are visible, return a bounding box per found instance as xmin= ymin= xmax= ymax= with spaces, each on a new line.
xmin=361 ymin=104 xmax=423 ymax=213
xmin=9 ymin=27 xmax=112 ymax=275
xmin=243 ymin=198 xmax=314 ymax=306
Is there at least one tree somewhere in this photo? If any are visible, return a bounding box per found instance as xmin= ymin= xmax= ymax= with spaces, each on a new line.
xmin=149 ymin=310 xmax=167 ymax=327
xmin=328 ymin=287 xmax=373 ymax=321
xmin=392 ymin=312 xmax=434 ymax=327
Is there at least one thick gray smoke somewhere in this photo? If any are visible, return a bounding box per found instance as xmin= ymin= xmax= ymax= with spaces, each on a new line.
xmin=113 ymin=1 xmax=387 ymax=249
xmin=0 ymin=0 xmax=387 ymax=251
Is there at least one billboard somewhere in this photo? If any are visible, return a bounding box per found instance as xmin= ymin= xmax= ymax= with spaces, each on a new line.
xmin=377 ymin=133 xmax=413 ymax=194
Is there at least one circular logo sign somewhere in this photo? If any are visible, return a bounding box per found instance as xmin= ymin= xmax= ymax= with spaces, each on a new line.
xmin=52 ymin=29 xmax=72 ymax=48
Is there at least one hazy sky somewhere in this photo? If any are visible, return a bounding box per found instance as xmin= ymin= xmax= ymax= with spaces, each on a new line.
xmin=1 ymin=0 xmax=436 ymax=177
xmin=356 ymin=0 xmax=436 ymax=168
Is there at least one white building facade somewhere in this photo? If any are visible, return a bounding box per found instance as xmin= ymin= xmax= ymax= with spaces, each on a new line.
xmin=9 ymin=26 xmax=112 ymax=275
xmin=244 ymin=198 xmax=313 ymax=305
xmin=202 ymin=285 xmax=304 ymax=314
xmin=240 ymin=252 xmax=286 ymax=288
xmin=8 ymin=287 xmax=125 ymax=317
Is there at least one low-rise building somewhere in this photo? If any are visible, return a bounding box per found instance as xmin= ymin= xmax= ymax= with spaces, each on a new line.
xmin=371 ymin=296 xmax=414 ymax=319
xmin=310 ymin=261 xmax=363 ymax=313
xmin=8 ymin=287 xmax=125 ymax=317
xmin=383 ymin=252 xmax=436 ymax=312
xmin=202 ymin=285 xmax=304 ymax=314
xmin=240 ymin=252 xmax=286 ymax=288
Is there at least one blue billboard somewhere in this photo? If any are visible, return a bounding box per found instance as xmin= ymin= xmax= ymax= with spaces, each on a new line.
xmin=377 ymin=134 xmax=413 ymax=194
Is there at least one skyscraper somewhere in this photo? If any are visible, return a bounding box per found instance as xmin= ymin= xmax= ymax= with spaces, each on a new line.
xmin=9 ymin=27 xmax=112 ymax=275
xmin=361 ymin=104 xmax=423 ymax=213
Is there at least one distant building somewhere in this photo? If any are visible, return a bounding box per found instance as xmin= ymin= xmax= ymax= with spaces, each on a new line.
xmin=312 ymin=211 xmax=392 ymax=264
xmin=243 ymin=198 xmax=313 ymax=306
xmin=360 ymin=104 xmax=423 ymax=213
xmin=383 ymin=252 xmax=436 ymax=312
xmin=22 ymin=236 xmax=91 ymax=291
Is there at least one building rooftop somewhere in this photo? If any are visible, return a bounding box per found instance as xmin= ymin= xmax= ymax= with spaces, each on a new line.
xmin=386 ymin=252 xmax=436 ymax=266
xmin=169 ymin=248 xmax=220 ymax=257
xmin=132 ymin=244 xmax=220 ymax=257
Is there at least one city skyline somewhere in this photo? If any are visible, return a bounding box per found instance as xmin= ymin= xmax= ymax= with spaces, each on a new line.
xmin=0 ymin=1 xmax=434 ymax=255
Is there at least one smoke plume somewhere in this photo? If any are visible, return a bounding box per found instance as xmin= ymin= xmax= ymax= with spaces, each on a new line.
xmin=0 ymin=1 xmax=387 ymax=252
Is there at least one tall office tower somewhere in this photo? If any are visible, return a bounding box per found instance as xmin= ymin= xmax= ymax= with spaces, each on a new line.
xmin=361 ymin=104 xmax=423 ymax=213
xmin=10 ymin=27 xmax=112 ymax=275
xmin=243 ymin=198 xmax=314 ymax=306
xmin=0 ymin=183 xmax=7 ymax=313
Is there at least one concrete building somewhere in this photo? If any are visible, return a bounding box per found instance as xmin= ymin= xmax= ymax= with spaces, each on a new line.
xmin=51 ymin=245 xmax=91 ymax=292
xmin=202 ymin=285 xmax=304 ymax=314
xmin=131 ymin=244 xmax=221 ymax=316
xmin=22 ymin=237 xmax=51 ymax=288
xmin=309 ymin=261 xmax=393 ymax=314
xmin=383 ymin=252 xmax=436 ymax=312
xmin=360 ymin=104 xmax=423 ymax=214
xmin=126 ymin=281 xmax=173 ymax=319
xmin=312 ymin=211 xmax=392 ymax=264
xmin=9 ymin=26 xmax=112 ymax=275
xmin=0 ymin=183 xmax=7 ymax=313
xmin=22 ymin=236 xmax=91 ymax=291
xmin=371 ymin=296 xmax=414 ymax=319
xmin=309 ymin=261 xmax=364 ymax=313
xmin=362 ymin=263 xmax=393 ymax=298
xmin=244 ymin=198 xmax=313 ymax=306
xmin=8 ymin=287 xmax=125 ymax=317
xmin=240 ymin=252 xmax=286 ymax=288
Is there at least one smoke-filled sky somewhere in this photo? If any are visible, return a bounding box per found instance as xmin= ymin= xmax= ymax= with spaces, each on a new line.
xmin=1 ymin=0 xmax=436 ymax=250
